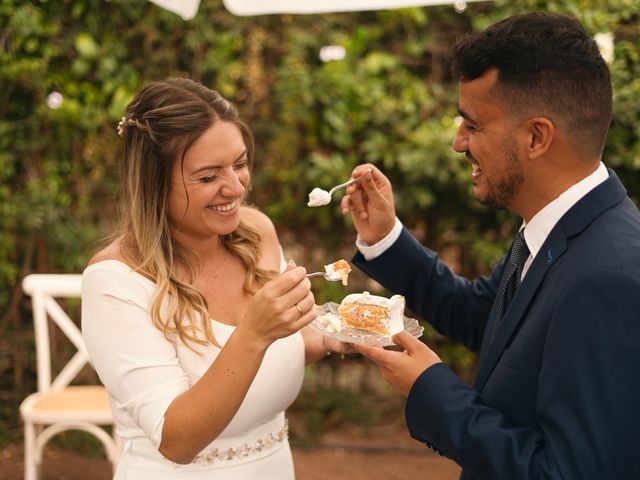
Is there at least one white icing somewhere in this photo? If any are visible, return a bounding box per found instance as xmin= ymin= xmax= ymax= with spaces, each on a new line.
xmin=316 ymin=312 xmax=343 ymax=333
xmin=307 ymin=187 xmax=332 ymax=207
xmin=324 ymin=261 xmax=351 ymax=285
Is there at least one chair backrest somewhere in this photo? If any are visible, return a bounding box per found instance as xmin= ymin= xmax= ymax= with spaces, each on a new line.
xmin=22 ymin=274 xmax=86 ymax=394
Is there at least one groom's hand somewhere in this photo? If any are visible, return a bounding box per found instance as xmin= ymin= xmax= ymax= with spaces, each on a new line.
xmin=341 ymin=164 xmax=396 ymax=245
xmin=356 ymin=331 xmax=442 ymax=396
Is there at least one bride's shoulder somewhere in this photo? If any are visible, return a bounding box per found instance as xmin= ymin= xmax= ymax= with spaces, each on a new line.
xmin=239 ymin=206 xmax=281 ymax=264
xmin=240 ymin=205 xmax=277 ymax=240
xmin=87 ymin=239 xmax=127 ymax=267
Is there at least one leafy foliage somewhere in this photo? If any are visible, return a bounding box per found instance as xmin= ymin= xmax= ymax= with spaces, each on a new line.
xmin=1 ymin=0 xmax=638 ymax=445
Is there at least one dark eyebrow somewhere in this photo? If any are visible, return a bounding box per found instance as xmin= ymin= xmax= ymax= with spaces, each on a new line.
xmin=458 ymin=108 xmax=477 ymax=124
xmin=192 ymin=150 xmax=248 ymax=176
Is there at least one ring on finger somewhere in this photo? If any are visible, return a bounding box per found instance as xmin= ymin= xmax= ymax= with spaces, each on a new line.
xmin=295 ymin=303 xmax=303 ymax=315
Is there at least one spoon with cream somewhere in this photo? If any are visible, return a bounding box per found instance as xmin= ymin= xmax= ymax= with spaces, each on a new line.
xmin=305 ymin=259 xmax=351 ymax=285
xmin=307 ymin=178 xmax=357 ymax=207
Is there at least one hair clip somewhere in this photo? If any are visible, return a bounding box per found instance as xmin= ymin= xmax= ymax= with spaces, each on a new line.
xmin=117 ymin=116 xmax=127 ymax=137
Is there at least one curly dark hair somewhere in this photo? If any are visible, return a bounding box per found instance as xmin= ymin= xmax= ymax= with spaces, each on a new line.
xmin=452 ymin=13 xmax=612 ymax=157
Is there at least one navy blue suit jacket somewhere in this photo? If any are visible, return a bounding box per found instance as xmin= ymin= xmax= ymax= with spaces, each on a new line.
xmin=353 ymin=170 xmax=640 ymax=479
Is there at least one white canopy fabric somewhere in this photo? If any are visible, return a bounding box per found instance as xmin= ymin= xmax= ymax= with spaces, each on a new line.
xmin=148 ymin=0 xmax=201 ymax=19
xmin=148 ymin=0 xmax=486 ymax=19
xmin=223 ymin=0 xmax=485 ymax=15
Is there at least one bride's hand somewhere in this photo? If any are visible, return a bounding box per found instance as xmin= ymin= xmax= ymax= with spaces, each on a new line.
xmin=238 ymin=262 xmax=315 ymax=350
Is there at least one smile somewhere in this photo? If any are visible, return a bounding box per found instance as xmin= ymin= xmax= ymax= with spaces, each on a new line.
xmin=207 ymin=200 xmax=238 ymax=212
xmin=471 ymin=163 xmax=482 ymax=182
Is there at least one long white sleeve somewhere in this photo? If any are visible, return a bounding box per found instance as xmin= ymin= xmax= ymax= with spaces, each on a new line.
xmin=82 ymin=262 xmax=190 ymax=448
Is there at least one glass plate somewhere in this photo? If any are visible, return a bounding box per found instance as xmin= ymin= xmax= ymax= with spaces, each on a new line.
xmin=310 ymin=302 xmax=424 ymax=347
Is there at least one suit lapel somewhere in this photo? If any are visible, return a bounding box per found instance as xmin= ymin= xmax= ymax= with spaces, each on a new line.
xmin=473 ymin=169 xmax=628 ymax=391
xmin=474 ymin=233 xmax=567 ymax=390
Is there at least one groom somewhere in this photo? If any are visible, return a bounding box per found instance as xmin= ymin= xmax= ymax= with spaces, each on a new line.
xmin=341 ymin=12 xmax=640 ymax=480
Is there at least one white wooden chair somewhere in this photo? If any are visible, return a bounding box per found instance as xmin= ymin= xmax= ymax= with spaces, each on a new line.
xmin=20 ymin=274 xmax=120 ymax=480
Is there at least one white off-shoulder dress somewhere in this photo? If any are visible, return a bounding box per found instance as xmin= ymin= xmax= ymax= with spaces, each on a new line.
xmin=81 ymin=259 xmax=304 ymax=479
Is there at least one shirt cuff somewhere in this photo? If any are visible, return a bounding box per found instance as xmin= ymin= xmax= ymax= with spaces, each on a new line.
xmin=356 ymin=218 xmax=403 ymax=261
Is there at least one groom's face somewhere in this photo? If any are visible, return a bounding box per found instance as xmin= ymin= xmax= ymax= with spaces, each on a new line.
xmin=452 ymin=68 xmax=525 ymax=211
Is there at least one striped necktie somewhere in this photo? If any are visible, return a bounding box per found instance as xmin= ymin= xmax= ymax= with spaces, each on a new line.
xmin=494 ymin=229 xmax=530 ymax=331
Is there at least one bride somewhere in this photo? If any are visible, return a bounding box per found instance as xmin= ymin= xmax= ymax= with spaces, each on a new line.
xmin=82 ymin=77 xmax=349 ymax=479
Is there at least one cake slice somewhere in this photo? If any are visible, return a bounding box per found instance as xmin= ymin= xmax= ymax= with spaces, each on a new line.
xmin=338 ymin=302 xmax=391 ymax=335
xmin=337 ymin=291 xmax=405 ymax=335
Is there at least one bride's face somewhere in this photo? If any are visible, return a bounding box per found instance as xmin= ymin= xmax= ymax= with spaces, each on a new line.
xmin=167 ymin=121 xmax=250 ymax=242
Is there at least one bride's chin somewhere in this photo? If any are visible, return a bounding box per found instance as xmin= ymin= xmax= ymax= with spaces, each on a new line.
xmin=216 ymin=218 xmax=241 ymax=235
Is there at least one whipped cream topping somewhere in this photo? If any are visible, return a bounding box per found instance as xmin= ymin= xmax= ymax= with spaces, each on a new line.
xmin=316 ymin=312 xmax=344 ymax=333
xmin=324 ymin=259 xmax=351 ymax=285
xmin=307 ymin=187 xmax=332 ymax=207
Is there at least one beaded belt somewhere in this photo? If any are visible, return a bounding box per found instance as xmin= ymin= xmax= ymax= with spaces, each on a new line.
xmin=191 ymin=419 xmax=289 ymax=465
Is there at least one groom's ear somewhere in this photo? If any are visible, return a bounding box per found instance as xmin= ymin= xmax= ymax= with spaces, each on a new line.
xmin=525 ymin=116 xmax=555 ymax=159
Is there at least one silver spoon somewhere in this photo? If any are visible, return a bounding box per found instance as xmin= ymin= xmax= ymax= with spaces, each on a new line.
xmin=327 ymin=177 xmax=357 ymax=196
xmin=306 ymin=260 xmax=351 ymax=281
xmin=305 ymin=271 xmax=333 ymax=279
xmin=307 ymin=178 xmax=357 ymax=207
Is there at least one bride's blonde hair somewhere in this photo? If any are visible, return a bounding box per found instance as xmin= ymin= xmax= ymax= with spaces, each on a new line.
xmin=116 ymin=77 xmax=275 ymax=348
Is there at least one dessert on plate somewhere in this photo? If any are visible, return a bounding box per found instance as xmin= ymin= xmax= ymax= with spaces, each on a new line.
xmin=316 ymin=291 xmax=405 ymax=336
